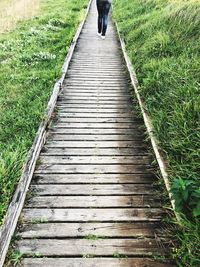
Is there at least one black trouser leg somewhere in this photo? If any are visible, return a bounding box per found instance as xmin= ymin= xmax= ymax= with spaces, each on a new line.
xmin=102 ymin=2 xmax=111 ymax=36
xmin=97 ymin=0 xmax=111 ymax=36
xmin=97 ymin=1 xmax=103 ymax=34
xmin=98 ymin=15 xmax=103 ymax=34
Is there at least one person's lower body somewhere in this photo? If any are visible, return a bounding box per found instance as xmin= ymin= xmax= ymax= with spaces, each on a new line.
xmin=96 ymin=0 xmax=111 ymax=37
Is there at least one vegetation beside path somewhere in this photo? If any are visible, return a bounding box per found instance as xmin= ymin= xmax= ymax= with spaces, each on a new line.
xmin=0 ymin=0 xmax=88 ymax=225
xmin=113 ymin=0 xmax=200 ymax=266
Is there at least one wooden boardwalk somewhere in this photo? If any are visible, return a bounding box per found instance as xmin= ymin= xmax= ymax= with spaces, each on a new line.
xmin=7 ymin=1 xmax=173 ymax=266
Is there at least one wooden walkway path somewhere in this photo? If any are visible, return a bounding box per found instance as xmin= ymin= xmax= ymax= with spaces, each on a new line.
xmin=7 ymin=1 xmax=173 ymax=266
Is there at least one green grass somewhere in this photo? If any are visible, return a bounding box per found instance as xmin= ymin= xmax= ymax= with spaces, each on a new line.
xmin=0 ymin=0 xmax=88 ymax=224
xmin=113 ymin=0 xmax=200 ymax=266
xmin=6 ymin=250 xmax=24 ymax=267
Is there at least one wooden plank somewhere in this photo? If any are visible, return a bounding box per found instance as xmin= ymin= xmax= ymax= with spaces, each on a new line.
xmin=54 ymin=118 xmax=141 ymax=123
xmin=55 ymin=112 xmax=134 ymax=118
xmin=48 ymin=128 xmax=144 ymax=135
xmin=55 ymin=108 xmax=135 ymax=113
xmin=66 ymin=68 xmax=124 ymax=72
xmin=69 ymin=63 xmax=123 ymax=67
xmin=32 ymin=173 xmax=155 ymax=184
xmin=66 ymin=74 xmax=127 ymax=79
xmin=69 ymin=64 xmax=125 ymax=68
xmin=58 ymin=95 xmax=131 ymax=100
xmin=65 ymin=78 xmax=127 ymax=82
xmin=56 ymin=102 xmax=132 ymax=107
xmin=62 ymin=95 xmax=132 ymax=99
xmin=56 ymin=106 xmax=134 ymax=111
xmin=58 ymin=94 xmax=131 ymax=99
xmin=63 ymin=88 xmax=128 ymax=94
xmin=25 ymin=195 xmax=161 ymax=208
xmin=62 ymin=90 xmax=131 ymax=94
xmin=71 ymin=59 xmax=122 ymax=63
xmin=47 ymin=134 xmax=143 ymax=141
xmin=39 ymin=155 xmax=151 ymax=165
xmin=56 ymin=105 xmax=134 ymax=109
xmin=40 ymin=148 xmax=148 ymax=156
xmin=63 ymin=89 xmax=131 ymax=93
xmin=48 ymin=122 xmax=142 ymax=129
xmin=63 ymin=90 xmax=130 ymax=95
xmin=67 ymin=74 xmax=126 ymax=79
xmin=71 ymin=56 xmax=121 ymax=60
xmin=57 ymin=100 xmax=132 ymax=104
xmin=17 ymin=238 xmax=168 ymax=256
xmin=19 ymin=222 xmax=162 ymax=238
xmin=62 ymin=92 xmax=131 ymax=97
xmin=44 ymin=141 xmax=146 ymax=148
xmin=29 ymin=184 xmax=156 ymax=196
xmin=65 ymin=82 xmax=128 ymax=86
xmin=34 ymin=165 xmax=152 ymax=174
xmin=67 ymin=69 xmax=125 ymax=73
xmin=63 ymin=83 xmax=128 ymax=88
xmin=57 ymin=100 xmax=133 ymax=105
xmin=67 ymin=68 xmax=125 ymax=72
xmin=57 ymin=112 xmax=136 ymax=118
xmin=21 ymin=208 xmax=164 ymax=222
xmin=70 ymin=63 xmax=122 ymax=66
xmin=21 ymin=258 xmax=174 ymax=267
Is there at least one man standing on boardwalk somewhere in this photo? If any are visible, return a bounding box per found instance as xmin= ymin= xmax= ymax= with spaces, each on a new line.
xmin=96 ymin=0 xmax=112 ymax=39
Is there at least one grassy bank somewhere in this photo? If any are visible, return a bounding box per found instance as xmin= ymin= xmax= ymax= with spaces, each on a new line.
xmin=0 ymin=0 xmax=40 ymax=33
xmin=113 ymin=0 xmax=200 ymax=266
xmin=0 ymin=0 xmax=88 ymax=225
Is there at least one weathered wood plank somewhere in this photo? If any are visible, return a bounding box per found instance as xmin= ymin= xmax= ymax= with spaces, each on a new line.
xmin=68 ymin=66 xmax=125 ymax=70
xmin=63 ymin=87 xmax=129 ymax=92
xmin=57 ymin=112 xmax=135 ymax=118
xmin=29 ymin=184 xmax=156 ymax=196
xmin=26 ymin=195 xmax=161 ymax=208
xmin=63 ymin=84 xmax=128 ymax=89
xmin=44 ymin=141 xmax=146 ymax=148
xmin=57 ymin=100 xmax=132 ymax=105
xmin=56 ymin=103 xmax=133 ymax=108
xmin=71 ymin=59 xmax=122 ymax=63
xmin=34 ymin=164 xmax=152 ymax=174
xmin=17 ymin=238 xmax=169 ymax=256
xmin=65 ymin=78 xmax=126 ymax=82
xmin=22 ymin=208 xmax=164 ymax=222
xmin=58 ymin=95 xmax=131 ymax=100
xmin=21 ymin=258 xmax=174 ymax=267
xmin=32 ymin=173 xmax=155 ymax=184
xmin=19 ymin=222 xmax=162 ymax=238
xmin=66 ymin=71 xmax=127 ymax=75
xmin=68 ymin=64 xmax=125 ymax=68
xmin=65 ymin=82 xmax=128 ymax=87
xmin=49 ymin=127 xmax=144 ymax=134
xmin=69 ymin=63 xmax=124 ymax=67
xmin=54 ymin=118 xmax=141 ymax=124
xmin=62 ymin=93 xmax=130 ymax=98
xmin=40 ymin=148 xmax=148 ymax=156
xmin=59 ymin=93 xmax=131 ymax=98
xmin=55 ymin=108 xmax=135 ymax=113
xmin=51 ymin=123 xmax=142 ymax=129
xmin=67 ymin=71 xmax=126 ymax=76
xmin=63 ymin=80 xmax=129 ymax=85
xmin=47 ymin=134 xmax=143 ymax=141
xmin=39 ymin=155 xmax=151 ymax=165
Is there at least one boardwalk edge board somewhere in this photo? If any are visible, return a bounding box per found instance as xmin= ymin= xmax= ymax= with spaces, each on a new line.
xmin=0 ymin=1 xmax=92 ymax=266
xmin=114 ymin=20 xmax=179 ymax=222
